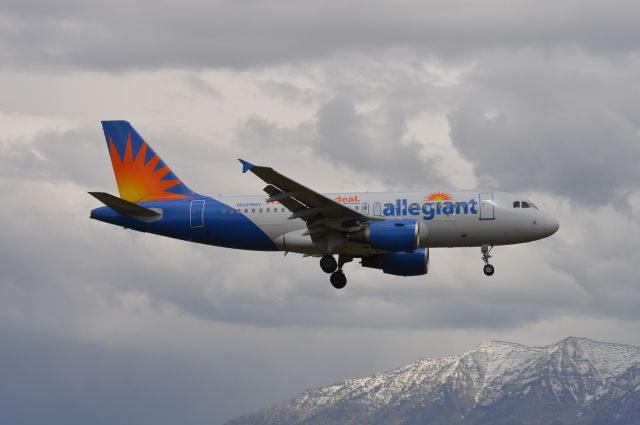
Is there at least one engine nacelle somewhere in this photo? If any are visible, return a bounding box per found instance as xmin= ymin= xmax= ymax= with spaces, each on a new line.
xmin=361 ymin=248 xmax=430 ymax=276
xmin=347 ymin=219 xmax=427 ymax=251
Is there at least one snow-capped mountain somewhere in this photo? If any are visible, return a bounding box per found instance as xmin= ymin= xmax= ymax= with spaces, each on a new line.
xmin=226 ymin=337 xmax=640 ymax=425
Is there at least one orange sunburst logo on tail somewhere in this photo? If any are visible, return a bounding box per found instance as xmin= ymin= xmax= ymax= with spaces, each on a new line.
xmin=109 ymin=134 xmax=191 ymax=202
xmin=425 ymin=192 xmax=453 ymax=201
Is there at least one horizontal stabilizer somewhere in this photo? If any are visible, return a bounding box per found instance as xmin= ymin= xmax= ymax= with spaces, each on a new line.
xmin=89 ymin=192 xmax=161 ymax=217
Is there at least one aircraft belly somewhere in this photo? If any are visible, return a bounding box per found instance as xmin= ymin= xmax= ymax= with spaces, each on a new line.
xmin=423 ymin=219 xmax=457 ymax=247
xmin=425 ymin=216 xmax=507 ymax=247
xmin=193 ymin=203 xmax=278 ymax=251
xmin=273 ymin=228 xmax=385 ymax=255
xmin=451 ymin=215 xmax=524 ymax=247
xmin=258 ymin=220 xmax=304 ymax=241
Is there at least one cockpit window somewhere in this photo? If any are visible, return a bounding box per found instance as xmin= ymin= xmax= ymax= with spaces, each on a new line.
xmin=519 ymin=201 xmax=540 ymax=209
xmin=513 ymin=201 xmax=520 ymax=208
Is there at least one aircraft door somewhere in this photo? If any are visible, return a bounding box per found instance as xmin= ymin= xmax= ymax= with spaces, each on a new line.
xmin=479 ymin=193 xmax=495 ymax=220
xmin=190 ymin=200 xmax=205 ymax=228
xmin=361 ymin=203 xmax=369 ymax=215
xmin=373 ymin=202 xmax=382 ymax=216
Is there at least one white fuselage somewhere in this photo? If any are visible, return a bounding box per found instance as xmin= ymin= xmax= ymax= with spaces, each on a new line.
xmin=217 ymin=190 xmax=559 ymax=255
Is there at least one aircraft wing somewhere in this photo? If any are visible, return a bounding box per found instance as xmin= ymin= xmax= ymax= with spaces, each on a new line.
xmin=239 ymin=159 xmax=375 ymax=231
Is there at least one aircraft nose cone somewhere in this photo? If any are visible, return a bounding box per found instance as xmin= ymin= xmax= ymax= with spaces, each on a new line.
xmin=544 ymin=215 xmax=559 ymax=237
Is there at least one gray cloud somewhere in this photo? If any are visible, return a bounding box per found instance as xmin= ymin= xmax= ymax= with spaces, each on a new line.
xmin=258 ymin=79 xmax=319 ymax=103
xmin=0 ymin=127 xmax=111 ymax=187
xmin=2 ymin=1 xmax=640 ymax=71
xmin=182 ymin=75 xmax=224 ymax=100
xmin=447 ymin=49 xmax=640 ymax=203
xmin=312 ymin=96 xmax=451 ymax=189
xmin=0 ymin=326 xmax=225 ymax=425
xmin=236 ymin=95 xmax=451 ymax=190
xmin=237 ymin=47 xmax=640 ymax=205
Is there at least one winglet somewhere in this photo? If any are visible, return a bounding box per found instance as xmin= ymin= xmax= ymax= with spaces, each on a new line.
xmin=238 ymin=159 xmax=255 ymax=173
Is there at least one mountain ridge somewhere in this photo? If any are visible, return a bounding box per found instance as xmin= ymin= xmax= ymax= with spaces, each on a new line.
xmin=226 ymin=337 xmax=640 ymax=425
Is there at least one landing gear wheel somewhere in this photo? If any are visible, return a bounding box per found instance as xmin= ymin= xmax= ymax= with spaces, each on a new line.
xmin=483 ymin=264 xmax=495 ymax=276
xmin=330 ymin=271 xmax=347 ymax=289
xmin=320 ymin=255 xmax=338 ymax=274
xmin=481 ymin=244 xmax=494 ymax=277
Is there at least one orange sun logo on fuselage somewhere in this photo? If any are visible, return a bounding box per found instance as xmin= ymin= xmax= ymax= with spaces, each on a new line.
xmin=109 ymin=134 xmax=191 ymax=202
xmin=425 ymin=192 xmax=453 ymax=201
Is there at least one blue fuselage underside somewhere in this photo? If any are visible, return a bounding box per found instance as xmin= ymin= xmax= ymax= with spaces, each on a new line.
xmin=90 ymin=197 xmax=278 ymax=251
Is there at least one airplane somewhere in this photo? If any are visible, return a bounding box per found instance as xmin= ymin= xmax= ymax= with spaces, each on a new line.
xmin=89 ymin=121 xmax=559 ymax=289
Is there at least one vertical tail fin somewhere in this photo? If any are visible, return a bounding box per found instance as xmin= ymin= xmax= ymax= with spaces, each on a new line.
xmin=101 ymin=120 xmax=195 ymax=202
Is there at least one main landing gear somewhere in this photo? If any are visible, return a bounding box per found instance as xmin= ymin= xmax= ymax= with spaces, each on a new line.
xmin=481 ymin=245 xmax=495 ymax=276
xmin=330 ymin=270 xmax=347 ymax=289
xmin=320 ymin=255 xmax=338 ymax=273
xmin=320 ymin=255 xmax=352 ymax=289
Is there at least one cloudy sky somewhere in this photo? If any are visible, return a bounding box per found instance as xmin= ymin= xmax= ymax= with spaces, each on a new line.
xmin=2 ymin=0 xmax=640 ymax=423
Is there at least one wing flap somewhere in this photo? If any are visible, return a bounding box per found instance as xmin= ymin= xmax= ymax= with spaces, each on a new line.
xmin=263 ymin=184 xmax=306 ymax=214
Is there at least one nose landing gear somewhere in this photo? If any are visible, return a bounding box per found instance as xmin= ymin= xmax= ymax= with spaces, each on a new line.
xmin=483 ymin=263 xmax=495 ymax=276
xmin=481 ymin=245 xmax=495 ymax=276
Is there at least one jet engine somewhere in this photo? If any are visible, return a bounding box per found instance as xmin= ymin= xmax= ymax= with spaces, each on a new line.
xmin=361 ymin=248 xmax=429 ymax=276
xmin=347 ymin=219 xmax=428 ymax=251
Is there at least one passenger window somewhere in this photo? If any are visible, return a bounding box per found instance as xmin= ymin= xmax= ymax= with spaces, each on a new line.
xmin=259 ymin=208 xmax=263 ymax=213
xmin=244 ymin=209 xmax=248 ymax=213
xmin=522 ymin=202 xmax=531 ymax=208
xmin=281 ymin=208 xmax=285 ymax=212
xmin=222 ymin=209 xmax=227 ymax=214
xmin=251 ymin=208 xmax=256 ymax=213
xmin=266 ymin=208 xmax=270 ymax=213
xmin=513 ymin=201 xmax=520 ymax=208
